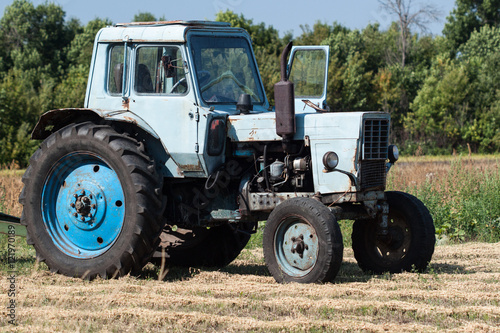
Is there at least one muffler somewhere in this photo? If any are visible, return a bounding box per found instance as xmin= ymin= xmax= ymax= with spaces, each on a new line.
xmin=274 ymin=42 xmax=295 ymax=153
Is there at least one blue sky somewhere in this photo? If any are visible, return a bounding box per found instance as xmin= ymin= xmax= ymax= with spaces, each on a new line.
xmin=1 ymin=0 xmax=457 ymax=37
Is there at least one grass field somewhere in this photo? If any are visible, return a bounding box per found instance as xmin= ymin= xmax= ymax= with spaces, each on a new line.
xmin=1 ymin=155 xmax=499 ymax=331
xmin=1 ymin=237 xmax=499 ymax=332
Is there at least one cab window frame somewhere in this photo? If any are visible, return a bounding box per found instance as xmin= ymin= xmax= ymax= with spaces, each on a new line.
xmin=133 ymin=44 xmax=189 ymax=96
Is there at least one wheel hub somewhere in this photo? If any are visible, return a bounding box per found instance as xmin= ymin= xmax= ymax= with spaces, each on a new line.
xmin=377 ymin=226 xmax=405 ymax=251
xmin=290 ymin=235 xmax=308 ymax=258
xmin=69 ymin=189 xmax=100 ymax=228
xmin=279 ymin=221 xmax=319 ymax=273
xmin=74 ymin=193 xmax=94 ymax=217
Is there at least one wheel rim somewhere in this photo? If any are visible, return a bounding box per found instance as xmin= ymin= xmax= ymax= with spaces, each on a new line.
xmin=274 ymin=215 xmax=319 ymax=277
xmin=41 ymin=153 xmax=125 ymax=258
xmin=373 ymin=213 xmax=411 ymax=266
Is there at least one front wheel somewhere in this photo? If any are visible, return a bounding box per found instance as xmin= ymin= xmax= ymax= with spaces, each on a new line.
xmin=263 ymin=198 xmax=343 ymax=283
xmin=352 ymin=191 xmax=435 ymax=274
xmin=20 ymin=122 xmax=164 ymax=279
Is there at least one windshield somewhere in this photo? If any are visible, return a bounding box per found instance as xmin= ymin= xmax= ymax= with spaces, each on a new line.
xmin=190 ymin=35 xmax=265 ymax=105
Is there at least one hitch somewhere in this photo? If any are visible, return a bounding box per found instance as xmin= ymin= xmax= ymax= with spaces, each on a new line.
xmin=0 ymin=212 xmax=26 ymax=237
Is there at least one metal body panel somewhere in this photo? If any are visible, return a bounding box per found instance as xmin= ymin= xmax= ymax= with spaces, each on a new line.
xmin=96 ymin=21 xmax=231 ymax=43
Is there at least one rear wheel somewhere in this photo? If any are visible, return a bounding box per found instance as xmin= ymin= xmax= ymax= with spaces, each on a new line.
xmin=352 ymin=191 xmax=435 ymax=274
xmin=263 ymin=198 xmax=343 ymax=283
xmin=20 ymin=122 xmax=164 ymax=279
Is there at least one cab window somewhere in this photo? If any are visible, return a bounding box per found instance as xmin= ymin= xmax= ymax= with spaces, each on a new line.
xmin=289 ymin=49 xmax=326 ymax=98
xmin=108 ymin=45 xmax=125 ymax=94
xmin=134 ymin=46 xmax=187 ymax=94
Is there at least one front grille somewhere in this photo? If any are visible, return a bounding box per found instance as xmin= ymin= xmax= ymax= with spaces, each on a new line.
xmin=363 ymin=119 xmax=389 ymax=160
xmin=360 ymin=118 xmax=389 ymax=190
xmin=360 ymin=160 xmax=386 ymax=190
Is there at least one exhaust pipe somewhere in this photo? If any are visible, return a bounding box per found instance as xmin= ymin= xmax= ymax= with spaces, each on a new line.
xmin=274 ymin=42 xmax=295 ymax=153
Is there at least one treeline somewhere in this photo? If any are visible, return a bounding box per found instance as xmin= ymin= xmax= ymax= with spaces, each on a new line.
xmin=0 ymin=0 xmax=499 ymax=167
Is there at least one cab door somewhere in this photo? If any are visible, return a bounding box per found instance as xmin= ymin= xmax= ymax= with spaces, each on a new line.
xmin=129 ymin=44 xmax=206 ymax=177
xmin=287 ymin=46 xmax=330 ymax=113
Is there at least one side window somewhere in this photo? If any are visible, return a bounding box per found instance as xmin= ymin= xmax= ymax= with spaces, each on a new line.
xmin=289 ymin=49 xmax=326 ymax=98
xmin=134 ymin=46 xmax=187 ymax=94
xmin=108 ymin=45 xmax=125 ymax=94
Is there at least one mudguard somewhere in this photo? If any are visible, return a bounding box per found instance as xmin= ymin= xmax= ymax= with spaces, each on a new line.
xmin=31 ymin=108 xmax=160 ymax=140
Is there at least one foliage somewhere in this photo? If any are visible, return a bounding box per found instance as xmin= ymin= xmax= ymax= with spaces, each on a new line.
xmin=408 ymin=25 xmax=500 ymax=153
xmin=408 ymin=159 xmax=500 ymax=243
xmin=443 ymin=0 xmax=500 ymax=54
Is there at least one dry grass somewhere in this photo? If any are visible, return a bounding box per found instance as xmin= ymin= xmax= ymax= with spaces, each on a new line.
xmin=387 ymin=156 xmax=499 ymax=191
xmin=1 ymin=158 xmax=499 ymax=331
xmin=1 ymin=243 xmax=499 ymax=332
xmin=0 ymin=169 xmax=24 ymax=217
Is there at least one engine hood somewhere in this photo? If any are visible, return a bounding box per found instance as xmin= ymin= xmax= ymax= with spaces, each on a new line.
xmin=227 ymin=111 xmax=389 ymax=142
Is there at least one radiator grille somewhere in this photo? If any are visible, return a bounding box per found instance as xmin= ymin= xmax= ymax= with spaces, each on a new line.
xmin=361 ymin=118 xmax=389 ymax=190
xmin=363 ymin=119 xmax=389 ymax=160
xmin=360 ymin=160 xmax=386 ymax=190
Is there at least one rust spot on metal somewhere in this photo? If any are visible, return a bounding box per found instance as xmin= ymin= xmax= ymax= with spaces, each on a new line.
xmin=351 ymin=147 xmax=358 ymax=173
xmin=123 ymin=116 xmax=137 ymax=125
xmin=115 ymin=20 xmax=186 ymax=26
xmin=122 ymin=98 xmax=130 ymax=110
xmin=178 ymin=161 xmax=203 ymax=172
xmin=176 ymin=167 xmax=184 ymax=177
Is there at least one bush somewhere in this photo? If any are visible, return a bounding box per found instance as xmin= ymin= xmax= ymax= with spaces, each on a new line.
xmin=392 ymin=158 xmax=500 ymax=243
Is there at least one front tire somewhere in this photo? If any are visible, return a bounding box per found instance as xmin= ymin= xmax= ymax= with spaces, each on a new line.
xmin=352 ymin=191 xmax=435 ymax=274
xmin=19 ymin=122 xmax=164 ymax=279
xmin=263 ymin=198 xmax=343 ymax=283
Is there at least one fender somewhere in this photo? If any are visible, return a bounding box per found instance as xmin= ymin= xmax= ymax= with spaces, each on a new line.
xmin=32 ymin=108 xmax=161 ymax=140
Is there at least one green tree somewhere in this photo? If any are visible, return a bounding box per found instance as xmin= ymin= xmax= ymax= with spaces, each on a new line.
xmin=54 ymin=18 xmax=111 ymax=108
xmin=443 ymin=0 xmax=500 ymax=54
xmin=0 ymin=0 xmax=78 ymax=76
xmin=459 ymin=26 xmax=500 ymax=151
xmin=408 ymin=57 xmax=471 ymax=150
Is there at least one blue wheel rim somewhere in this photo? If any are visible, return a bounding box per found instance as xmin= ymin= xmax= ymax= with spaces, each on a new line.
xmin=41 ymin=153 xmax=125 ymax=258
xmin=274 ymin=216 xmax=319 ymax=277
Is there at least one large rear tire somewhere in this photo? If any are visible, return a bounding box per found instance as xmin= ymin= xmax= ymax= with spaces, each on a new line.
xmin=263 ymin=198 xmax=343 ymax=283
xmin=19 ymin=122 xmax=164 ymax=279
xmin=352 ymin=191 xmax=435 ymax=274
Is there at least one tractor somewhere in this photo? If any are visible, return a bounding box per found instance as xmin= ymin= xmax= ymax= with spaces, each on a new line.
xmin=18 ymin=21 xmax=435 ymax=283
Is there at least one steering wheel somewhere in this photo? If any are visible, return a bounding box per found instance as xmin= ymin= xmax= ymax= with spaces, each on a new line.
xmin=200 ymin=71 xmax=259 ymax=101
xmin=170 ymin=78 xmax=187 ymax=94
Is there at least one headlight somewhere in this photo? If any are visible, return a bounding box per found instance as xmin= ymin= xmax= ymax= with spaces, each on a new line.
xmin=207 ymin=118 xmax=226 ymax=156
xmin=323 ymin=151 xmax=339 ymax=170
xmin=388 ymin=145 xmax=399 ymax=163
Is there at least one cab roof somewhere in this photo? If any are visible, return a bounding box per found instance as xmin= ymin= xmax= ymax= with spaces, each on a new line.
xmin=96 ymin=20 xmax=238 ymax=43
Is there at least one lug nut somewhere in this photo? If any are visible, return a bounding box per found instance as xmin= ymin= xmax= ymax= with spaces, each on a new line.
xmin=70 ymin=203 xmax=75 ymax=208
xmin=81 ymin=216 xmax=85 ymax=221
xmin=73 ymin=213 xmax=78 ymax=217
